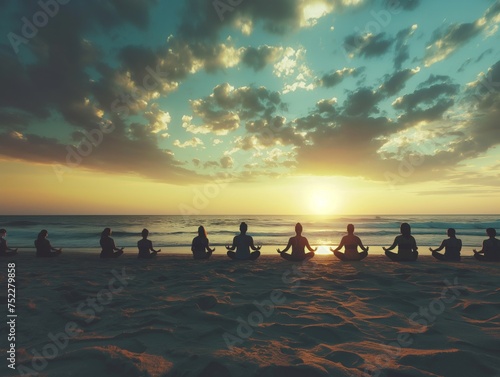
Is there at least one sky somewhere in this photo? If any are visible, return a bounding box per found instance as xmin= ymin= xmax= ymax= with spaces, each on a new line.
xmin=0 ymin=0 xmax=499 ymax=215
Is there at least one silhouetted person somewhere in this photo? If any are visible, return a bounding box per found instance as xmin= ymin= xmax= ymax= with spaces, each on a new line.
xmin=138 ymin=228 xmax=161 ymax=259
xmin=473 ymin=228 xmax=500 ymax=262
xmin=277 ymin=223 xmax=316 ymax=262
xmin=100 ymin=228 xmax=124 ymax=259
xmin=226 ymin=222 xmax=261 ymax=260
xmin=430 ymin=228 xmax=461 ymax=262
xmin=192 ymin=226 xmax=215 ymax=260
xmin=331 ymin=224 xmax=368 ymax=261
xmin=35 ymin=230 xmax=62 ymax=257
xmin=0 ymin=229 xmax=18 ymax=257
xmin=383 ymin=223 xmax=418 ymax=262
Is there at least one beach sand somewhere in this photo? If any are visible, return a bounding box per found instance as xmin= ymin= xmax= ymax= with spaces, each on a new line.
xmin=2 ymin=252 xmax=500 ymax=377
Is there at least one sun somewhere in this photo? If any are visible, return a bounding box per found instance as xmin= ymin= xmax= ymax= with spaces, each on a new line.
xmin=308 ymin=188 xmax=338 ymax=215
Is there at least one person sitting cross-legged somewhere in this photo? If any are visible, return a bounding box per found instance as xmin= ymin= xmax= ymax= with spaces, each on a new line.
xmin=277 ymin=223 xmax=316 ymax=262
xmin=330 ymin=224 xmax=368 ymax=261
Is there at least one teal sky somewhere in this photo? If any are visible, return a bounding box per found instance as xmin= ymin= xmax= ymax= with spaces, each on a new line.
xmin=0 ymin=0 xmax=499 ymax=214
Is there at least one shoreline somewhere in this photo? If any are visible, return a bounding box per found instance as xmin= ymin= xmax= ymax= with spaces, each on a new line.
xmin=6 ymin=245 xmax=482 ymax=257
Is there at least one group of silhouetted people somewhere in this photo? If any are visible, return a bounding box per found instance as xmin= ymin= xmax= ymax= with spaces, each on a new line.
xmin=1 ymin=224 xmax=499 ymax=262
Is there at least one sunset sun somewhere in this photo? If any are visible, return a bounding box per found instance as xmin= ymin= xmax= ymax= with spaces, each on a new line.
xmin=308 ymin=189 xmax=338 ymax=215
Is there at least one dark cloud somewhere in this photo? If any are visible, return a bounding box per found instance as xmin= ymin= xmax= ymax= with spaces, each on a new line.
xmin=342 ymin=87 xmax=384 ymax=116
xmin=388 ymin=0 xmax=420 ymax=11
xmin=457 ymin=58 xmax=472 ymax=73
xmin=0 ymin=1 xmax=205 ymax=184
xmin=244 ymin=115 xmax=305 ymax=148
xmin=393 ymin=25 xmax=417 ymax=70
xmin=465 ymin=59 xmax=500 ymax=112
xmin=344 ymin=32 xmax=393 ymax=58
xmin=317 ymin=67 xmax=362 ymax=88
xmin=179 ymin=0 xmax=301 ymax=40
xmin=241 ymin=45 xmax=281 ymax=71
xmin=379 ymin=68 xmax=419 ymax=96
xmin=424 ymin=2 xmax=500 ymax=66
xmin=392 ymin=75 xmax=459 ymax=124
xmin=179 ymin=0 xmax=356 ymax=41
xmin=0 ymin=111 xmax=31 ymax=130
xmin=186 ymin=83 xmax=286 ymax=135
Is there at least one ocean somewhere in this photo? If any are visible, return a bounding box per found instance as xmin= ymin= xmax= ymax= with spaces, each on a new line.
xmin=0 ymin=215 xmax=498 ymax=255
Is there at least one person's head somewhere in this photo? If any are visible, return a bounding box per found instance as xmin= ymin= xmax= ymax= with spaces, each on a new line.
xmin=486 ymin=228 xmax=496 ymax=238
xmin=400 ymin=223 xmax=411 ymax=237
xmin=198 ymin=226 xmax=207 ymax=238
xmin=347 ymin=224 xmax=355 ymax=234
xmin=101 ymin=228 xmax=111 ymax=238
xmin=0 ymin=229 xmax=6 ymax=237
xmin=240 ymin=222 xmax=248 ymax=234
xmin=447 ymin=228 xmax=456 ymax=238
xmin=295 ymin=223 xmax=303 ymax=235
xmin=38 ymin=229 xmax=48 ymax=240
xmin=141 ymin=228 xmax=149 ymax=238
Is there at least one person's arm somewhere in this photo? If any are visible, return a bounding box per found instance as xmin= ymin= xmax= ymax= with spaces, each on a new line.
xmin=473 ymin=241 xmax=485 ymax=254
xmin=226 ymin=236 xmax=236 ymax=250
xmin=429 ymin=240 xmax=445 ymax=252
xmin=150 ymin=240 xmax=160 ymax=253
xmin=383 ymin=237 xmax=398 ymax=252
xmin=457 ymin=239 xmax=462 ymax=252
xmin=356 ymin=236 xmax=369 ymax=252
xmin=278 ymin=238 xmax=292 ymax=253
xmin=205 ymin=239 xmax=214 ymax=252
xmin=305 ymin=238 xmax=317 ymax=252
xmin=249 ymin=236 xmax=261 ymax=251
xmin=330 ymin=237 xmax=345 ymax=252
xmin=48 ymin=241 xmax=61 ymax=252
xmin=411 ymin=236 xmax=418 ymax=252
xmin=112 ymin=239 xmax=123 ymax=251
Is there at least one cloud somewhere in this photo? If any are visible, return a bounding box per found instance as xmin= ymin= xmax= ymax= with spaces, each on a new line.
xmin=392 ymin=75 xmax=459 ymax=124
xmin=220 ymin=155 xmax=234 ymax=169
xmin=173 ymin=137 xmax=204 ymax=148
xmin=241 ymin=45 xmax=283 ymax=71
xmin=342 ymin=87 xmax=384 ymax=116
xmin=344 ymin=32 xmax=394 ymax=58
xmin=0 ymin=123 xmax=201 ymax=183
xmin=178 ymin=0 xmax=362 ymax=41
xmin=379 ymin=67 xmax=420 ymax=96
xmin=386 ymin=0 xmax=420 ymax=11
xmin=424 ymin=2 xmax=500 ymax=67
xmin=393 ymin=24 xmax=418 ymax=70
xmin=317 ymin=67 xmax=361 ymax=88
xmin=186 ymin=83 xmax=285 ymax=135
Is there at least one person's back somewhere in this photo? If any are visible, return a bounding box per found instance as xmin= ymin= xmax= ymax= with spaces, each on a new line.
xmin=234 ymin=234 xmax=252 ymax=259
xmin=35 ymin=238 xmax=51 ymax=257
xmin=342 ymin=234 xmax=363 ymax=257
xmin=484 ymin=238 xmax=500 ymax=260
xmin=395 ymin=235 xmax=417 ymax=258
xmin=0 ymin=236 xmax=7 ymax=255
xmin=100 ymin=236 xmax=114 ymax=257
xmin=384 ymin=223 xmax=418 ymax=262
xmin=289 ymin=235 xmax=308 ymax=258
xmin=444 ymin=238 xmax=462 ymax=261
xmin=137 ymin=238 xmax=153 ymax=258
xmin=278 ymin=223 xmax=316 ymax=262
xmin=192 ymin=235 xmax=209 ymax=257
xmin=227 ymin=222 xmax=260 ymax=260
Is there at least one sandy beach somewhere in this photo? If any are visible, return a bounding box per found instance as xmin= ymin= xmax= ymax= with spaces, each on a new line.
xmin=1 ymin=252 xmax=499 ymax=377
